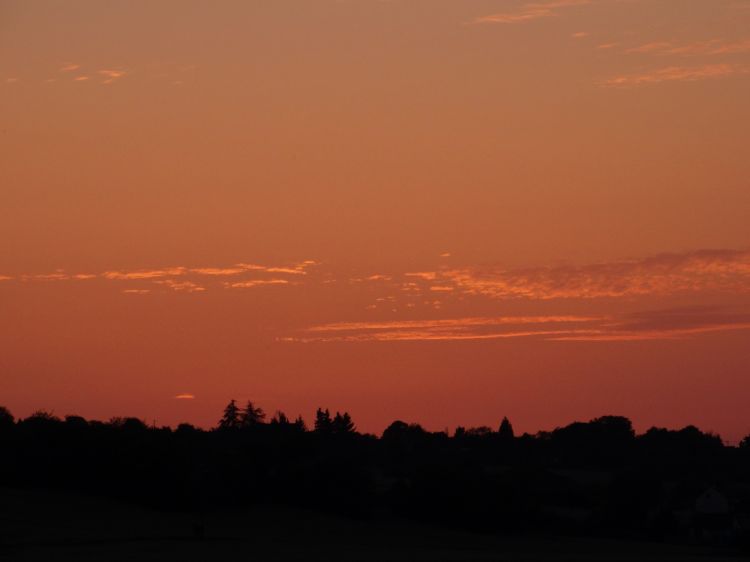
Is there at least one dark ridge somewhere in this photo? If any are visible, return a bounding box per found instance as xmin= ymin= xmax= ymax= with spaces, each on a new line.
xmin=1 ymin=403 xmax=749 ymax=556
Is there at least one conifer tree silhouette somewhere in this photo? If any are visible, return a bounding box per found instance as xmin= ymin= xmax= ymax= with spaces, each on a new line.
xmin=240 ymin=401 xmax=266 ymax=427
xmin=218 ymin=399 xmax=241 ymax=429
xmin=498 ymin=417 xmax=515 ymax=441
xmin=332 ymin=411 xmax=356 ymax=434
xmin=314 ymin=408 xmax=333 ymax=434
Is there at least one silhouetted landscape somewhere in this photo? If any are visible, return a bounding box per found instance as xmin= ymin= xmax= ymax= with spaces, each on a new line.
xmin=1 ymin=402 xmax=749 ymax=560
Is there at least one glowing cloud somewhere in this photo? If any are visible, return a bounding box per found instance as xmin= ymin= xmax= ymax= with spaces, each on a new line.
xmin=174 ymin=394 xmax=195 ymax=400
xmin=444 ymin=249 xmax=750 ymax=300
xmin=603 ymin=64 xmax=743 ymax=86
xmin=226 ymin=279 xmax=290 ymax=289
xmin=155 ymin=280 xmax=206 ymax=293
xmin=190 ymin=267 xmax=246 ymax=276
xmin=98 ymin=69 xmax=127 ymax=84
xmin=475 ymin=0 xmax=591 ymax=25
xmin=103 ymin=267 xmax=187 ymax=280
xmin=289 ymin=307 xmax=750 ymax=344
xmin=626 ymin=39 xmax=750 ymax=56
xmin=33 ymin=273 xmax=69 ymax=281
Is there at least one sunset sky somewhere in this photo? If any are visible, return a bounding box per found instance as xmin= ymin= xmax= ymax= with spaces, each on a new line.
xmin=1 ymin=0 xmax=749 ymax=441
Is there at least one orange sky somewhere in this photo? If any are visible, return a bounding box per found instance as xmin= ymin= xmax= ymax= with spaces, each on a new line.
xmin=1 ymin=0 xmax=749 ymax=441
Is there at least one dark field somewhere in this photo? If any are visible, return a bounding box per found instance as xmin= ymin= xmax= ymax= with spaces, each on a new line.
xmin=0 ymin=488 xmax=743 ymax=562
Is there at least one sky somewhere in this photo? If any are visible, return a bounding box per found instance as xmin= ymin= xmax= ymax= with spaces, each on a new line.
xmin=1 ymin=0 xmax=749 ymax=441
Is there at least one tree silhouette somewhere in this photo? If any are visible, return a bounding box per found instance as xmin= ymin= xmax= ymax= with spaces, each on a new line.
xmin=314 ymin=408 xmax=333 ymax=434
xmin=498 ymin=417 xmax=515 ymax=441
xmin=218 ymin=399 xmax=241 ymax=430
xmin=1 ymin=400 xmax=747 ymax=545
xmin=293 ymin=415 xmax=307 ymax=432
xmin=0 ymin=406 xmax=13 ymax=431
xmin=332 ymin=411 xmax=356 ymax=434
xmin=270 ymin=411 xmax=290 ymax=426
xmin=240 ymin=401 xmax=266 ymax=427
xmin=466 ymin=426 xmax=493 ymax=437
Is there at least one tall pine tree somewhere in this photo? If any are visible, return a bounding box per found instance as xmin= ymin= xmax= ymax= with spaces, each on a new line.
xmin=218 ymin=399 xmax=241 ymax=430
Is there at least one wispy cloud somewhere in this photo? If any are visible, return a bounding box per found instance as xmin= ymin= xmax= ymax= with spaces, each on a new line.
xmin=98 ymin=69 xmax=127 ymax=84
xmin=190 ymin=267 xmax=247 ymax=276
xmin=174 ymin=394 xmax=195 ymax=400
xmin=602 ymin=63 xmax=744 ymax=86
xmin=550 ymin=306 xmax=750 ymax=341
xmin=474 ymin=0 xmax=591 ymax=25
xmin=59 ymin=63 xmax=80 ymax=72
xmin=31 ymin=273 xmax=70 ymax=281
xmin=443 ymin=249 xmax=750 ymax=300
xmin=103 ymin=267 xmax=188 ymax=280
xmin=2 ymin=260 xmax=316 ymax=294
xmin=237 ymin=261 xmax=318 ymax=275
xmin=626 ymin=39 xmax=750 ymax=56
xmin=5 ymin=251 xmax=749 ymax=303
xmin=225 ymin=279 xmax=290 ymax=289
xmin=288 ymin=307 xmax=750 ymax=344
xmin=155 ymin=280 xmax=206 ymax=293
xmin=307 ymin=316 xmax=599 ymax=333
xmin=626 ymin=41 xmax=674 ymax=54
xmin=405 ymin=272 xmax=439 ymax=281
xmin=286 ymin=315 xmax=600 ymax=343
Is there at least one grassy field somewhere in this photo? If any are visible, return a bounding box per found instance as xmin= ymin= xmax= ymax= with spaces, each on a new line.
xmin=0 ymin=487 xmax=743 ymax=561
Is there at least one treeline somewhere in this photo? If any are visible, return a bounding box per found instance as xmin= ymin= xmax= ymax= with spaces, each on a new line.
xmin=1 ymin=403 xmax=749 ymax=546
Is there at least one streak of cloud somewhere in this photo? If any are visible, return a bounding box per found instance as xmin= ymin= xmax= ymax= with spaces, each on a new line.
xmin=99 ymin=69 xmax=127 ymax=84
xmin=103 ymin=267 xmax=188 ymax=280
xmin=155 ymin=280 xmax=206 ymax=293
xmin=603 ymin=63 xmax=743 ymax=86
xmin=225 ymin=279 xmax=290 ymax=289
xmin=550 ymin=307 xmax=750 ymax=341
xmin=444 ymin=249 xmax=750 ymax=300
xmin=288 ymin=307 xmax=750 ymax=343
xmin=288 ymin=315 xmax=601 ymax=342
xmin=474 ymin=0 xmax=591 ymax=25
xmin=190 ymin=267 xmax=247 ymax=276
xmin=626 ymin=39 xmax=750 ymax=56
xmin=307 ymin=316 xmax=600 ymax=333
